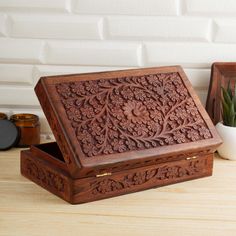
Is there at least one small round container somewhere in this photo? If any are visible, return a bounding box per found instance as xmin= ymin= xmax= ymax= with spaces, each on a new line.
xmin=0 ymin=112 xmax=8 ymax=120
xmin=0 ymin=120 xmax=19 ymax=150
xmin=10 ymin=113 xmax=40 ymax=147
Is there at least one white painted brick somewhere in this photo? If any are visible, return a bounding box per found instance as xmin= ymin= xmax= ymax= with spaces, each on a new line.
xmin=9 ymin=14 xmax=103 ymax=40
xmin=0 ymin=0 xmax=69 ymax=12
xmin=74 ymin=0 xmax=178 ymax=16
xmin=213 ymin=19 xmax=236 ymax=43
xmin=195 ymin=89 xmax=208 ymax=106
xmin=184 ymin=69 xmax=210 ymax=88
xmin=0 ymin=86 xmax=39 ymax=106
xmin=0 ymin=14 xmax=8 ymax=36
xmin=33 ymin=65 xmax=133 ymax=85
xmin=0 ymin=38 xmax=44 ymax=64
xmin=185 ymin=0 xmax=236 ymax=16
xmin=45 ymin=41 xmax=142 ymax=66
xmin=107 ymin=16 xmax=210 ymax=41
xmin=0 ymin=64 xmax=33 ymax=84
xmin=145 ymin=42 xmax=236 ymax=68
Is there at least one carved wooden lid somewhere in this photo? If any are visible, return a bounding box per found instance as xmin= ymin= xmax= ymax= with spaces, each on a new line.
xmin=35 ymin=66 xmax=222 ymax=177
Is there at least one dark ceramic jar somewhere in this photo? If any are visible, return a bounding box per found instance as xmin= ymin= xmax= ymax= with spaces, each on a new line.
xmin=10 ymin=113 xmax=40 ymax=147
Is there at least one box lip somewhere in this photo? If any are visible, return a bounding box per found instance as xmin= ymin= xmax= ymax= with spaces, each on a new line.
xmin=26 ymin=141 xmax=218 ymax=179
xmin=36 ymin=65 xmax=222 ymax=171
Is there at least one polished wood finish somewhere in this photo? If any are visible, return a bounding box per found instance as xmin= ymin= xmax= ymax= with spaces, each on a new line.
xmin=21 ymin=66 xmax=222 ymax=204
xmin=21 ymin=143 xmax=213 ymax=204
xmin=206 ymin=62 xmax=236 ymax=125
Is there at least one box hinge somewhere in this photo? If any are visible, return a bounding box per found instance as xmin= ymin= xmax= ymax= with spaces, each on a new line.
xmin=186 ymin=156 xmax=197 ymax=160
xmin=96 ymin=172 xmax=112 ymax=178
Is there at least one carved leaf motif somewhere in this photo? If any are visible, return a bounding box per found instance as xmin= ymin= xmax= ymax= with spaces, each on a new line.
xmin=56 ymin=72 xmax=212 ymax=158
xmin=91 ymin=158 xmax=208 ymax=195
xmin=25 ymin=159 xmax=65 ymax=192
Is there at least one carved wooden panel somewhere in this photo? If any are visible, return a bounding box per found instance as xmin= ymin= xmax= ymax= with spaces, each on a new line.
xmin=25 ymin=159 xmax=65 ymax=192
xmin=35 ymin=66 xmax=221 ymax=178
xmin=70 ymin=154 xmax=213 ymax=203
xmin=21 ymin=149 xmax=213 ymax=204
xmin=56 ymin=72 xmax=212 ymax=158
xmin=90 ymin=156 xmax=209 ymax=195
xmin=21 ymin=152 xmax=71 ymax=201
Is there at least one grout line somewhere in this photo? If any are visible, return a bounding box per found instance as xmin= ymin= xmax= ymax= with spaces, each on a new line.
xmin=137 ymin=43 xmax=145 ymax=67
xmin=99 ymin=17 xmax=106 ymax=40
xmin=176 ymin=0 xmax=184 ymax=16
xmin=209 ymin=19 xmax=217 ymax=43
xmin=65 ymin=0 xmax=72 ymax=13
xmin=206 ymin=19 xmax=213 ymax=42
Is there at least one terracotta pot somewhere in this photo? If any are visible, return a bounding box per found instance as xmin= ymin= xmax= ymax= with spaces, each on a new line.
xmin=216 ymin=122 xmax=236 ymax=160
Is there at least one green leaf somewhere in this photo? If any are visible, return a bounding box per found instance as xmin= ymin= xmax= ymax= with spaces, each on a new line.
xmin=234 ymin=81 xmax=236 ymax=97
xmin=233 ymin=95 xmax=236 ymax=111
xmin=229 ymin=101 xmax=235 ymax=126
xmin=227 ymin=79 xmax=233 ymax=99
xmin=222 ymin=86 xmax=232 ymax=105
xmin=222 ymin=98 xmax=230 ymax=125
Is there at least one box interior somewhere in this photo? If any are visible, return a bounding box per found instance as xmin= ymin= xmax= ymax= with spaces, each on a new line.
xmin=34 ymin=142 xmax=65 ymax=163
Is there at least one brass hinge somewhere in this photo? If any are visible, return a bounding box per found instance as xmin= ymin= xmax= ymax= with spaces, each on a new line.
xmin=96 ymin=172 xmax=112 ymax=178
xmin=186 ymin=156 xmax=197 ymax=160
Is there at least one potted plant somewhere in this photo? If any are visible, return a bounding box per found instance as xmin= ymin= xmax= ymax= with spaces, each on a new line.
xmin=216 ymin=81 xmax=236 ymax=160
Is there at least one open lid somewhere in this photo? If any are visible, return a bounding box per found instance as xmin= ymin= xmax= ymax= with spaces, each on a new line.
xmin=35 ymin=66 xmax=222 ymax=177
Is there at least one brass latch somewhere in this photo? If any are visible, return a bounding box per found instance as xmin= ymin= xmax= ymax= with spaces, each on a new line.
xmin=96 ymin=172 xmax=112 ymax=178
xmin=186 ymin=156 xmax=197 ymax=160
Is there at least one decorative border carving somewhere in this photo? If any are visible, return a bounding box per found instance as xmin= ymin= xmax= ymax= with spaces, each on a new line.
xmin=91 ymin=157 xmax=209 ymax=195
xmin=24 ymin=159 xmax=65 ymax=193
xmin=36 ymin=82 xmax=72 ymax=164
xmin=85 ymin=149 xmax=212 ymax=177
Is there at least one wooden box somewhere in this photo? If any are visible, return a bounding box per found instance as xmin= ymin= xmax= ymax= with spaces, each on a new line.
xmin=21 ymin=66 xmax=222 ymax=204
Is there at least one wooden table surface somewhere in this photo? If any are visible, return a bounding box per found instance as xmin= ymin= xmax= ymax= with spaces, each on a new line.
xmin=1 ymin=146 xmax=236 ymax=236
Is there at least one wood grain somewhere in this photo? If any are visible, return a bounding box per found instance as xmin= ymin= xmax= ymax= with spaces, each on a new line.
xmin=1 ymin=147 xmax=236 ymax=235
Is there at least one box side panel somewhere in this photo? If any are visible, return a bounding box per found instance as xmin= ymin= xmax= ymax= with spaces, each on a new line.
xmin=35 ymin=79 xmax=81 ymax=177
xmin=21 ymin=150 xmax=72 ymax=203
xmin=71 ymin=154 xmax=213 ymax=204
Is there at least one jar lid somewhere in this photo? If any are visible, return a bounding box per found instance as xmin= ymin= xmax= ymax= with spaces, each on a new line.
xmin=10 ymin=113 xmax=39 ymax=123
xmin=0 ymin=112 xmax=7 ymax=120
xmin=0 ymin=120 xmax=20 ymax=150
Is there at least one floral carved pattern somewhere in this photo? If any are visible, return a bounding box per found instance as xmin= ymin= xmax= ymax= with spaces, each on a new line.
xmin=25 ymin=159 xmax=65 ymax=192
xmin=56 ymin=72 xmax=212 ymax=158
xmin=91 ymin=157 xmax=208 ymax=195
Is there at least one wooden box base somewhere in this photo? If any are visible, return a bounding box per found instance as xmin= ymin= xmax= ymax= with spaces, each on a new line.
xmin=21 ymin=143 xmax=213 ymax=204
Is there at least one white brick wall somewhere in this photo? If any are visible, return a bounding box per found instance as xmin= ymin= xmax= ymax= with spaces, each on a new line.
xmin=185 ymin=0 xmax=236 ymax=16
xmin=73 ymin=0 xmax=178 ymax=16
xmin=0 ymin=0 xmax=70 ymax=13
xmin=107 ymin=16 xmax=211 ymax=41
xmin=0 ymin=0 xmax=235 ymax=134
